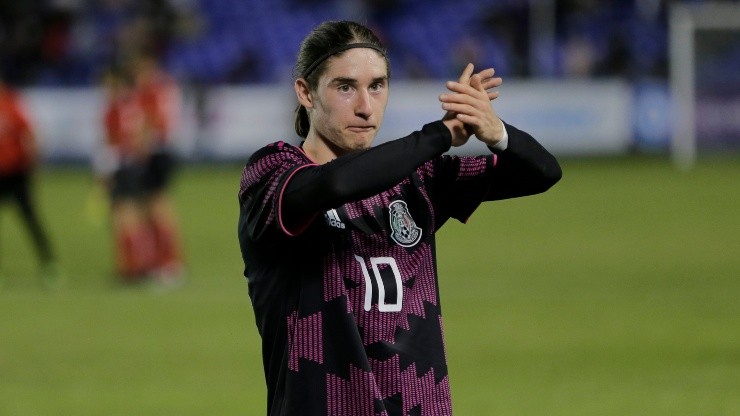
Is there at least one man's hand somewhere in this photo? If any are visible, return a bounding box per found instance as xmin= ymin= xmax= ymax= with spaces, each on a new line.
xmin=442 ymin=64 xmax=474 ymax=147
xmin=440 ymin=63 xmax=505 ymax=147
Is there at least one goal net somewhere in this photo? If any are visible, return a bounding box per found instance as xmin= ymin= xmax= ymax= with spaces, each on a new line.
xmin=669 ymin=2 xmax=740 ymax=169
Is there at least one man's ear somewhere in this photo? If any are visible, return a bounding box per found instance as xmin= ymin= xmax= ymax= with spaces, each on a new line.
xmin=294 ymin=78 xmax=313 ymax=109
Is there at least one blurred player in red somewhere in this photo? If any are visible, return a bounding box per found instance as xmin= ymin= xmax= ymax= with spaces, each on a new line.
xmin=97 ymin=58 xmax=185 ymax=287
xmin=0 ymin=77 xmax=62 ymax=288
xmin=131 ymin=53 xmax=185 ymax=283
xmin=96 ymin=67 xmax=157 ymax=282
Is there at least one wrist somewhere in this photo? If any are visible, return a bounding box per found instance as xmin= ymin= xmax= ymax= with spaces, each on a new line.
xmin=443 ymin=118 xmax=471 ymax=147
xmin=483 ymin=120 xmax=509 ymax=151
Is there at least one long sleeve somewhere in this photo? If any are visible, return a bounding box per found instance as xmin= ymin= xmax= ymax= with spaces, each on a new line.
xmin=484 ymin=121 xmax=562 ymax=201
xmin=281 ymin=121 xmax=452 ymax=226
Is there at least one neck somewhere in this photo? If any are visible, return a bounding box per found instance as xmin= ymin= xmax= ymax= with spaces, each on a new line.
xmin=301 ymin=133 xmax=343 ymax=164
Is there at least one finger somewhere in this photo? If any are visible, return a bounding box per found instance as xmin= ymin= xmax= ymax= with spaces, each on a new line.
xmin=441 ymin=101 xmax=482 ymax=119
xmin=440 ymin=88 xmax=492 ymax=113
xmin=477 ymin=75 xmax=502 ymax=101
xmin=442 ymin=109 xmax=456 ymax=121
xmin=475 ymin=68 xmax=495 ymax=80
xmin=474 ymin=68 xmax=496 ymax=86
xmin=455 ymin=112 xmax=484 ymax=129
xmin=440 ymin=100 xmax=472 ymax=112
xmin=439 ymin=91 xmax=485 ymax=109
xmin=470 ymin=73 xmax=483 ymax=91
xmin=457 ymin=63 xmax=474 ymax=84
xmin=480 ymin=77 xmax=503 ymax=90
xmin=444 ymin=80 xmax=486 ymax=98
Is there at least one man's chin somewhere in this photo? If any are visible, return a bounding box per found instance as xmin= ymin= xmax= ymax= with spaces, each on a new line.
xmin=354 ymin=140 xmax=373 ymax=150
xmin=351 ymin=132 xmax=376 ymax=149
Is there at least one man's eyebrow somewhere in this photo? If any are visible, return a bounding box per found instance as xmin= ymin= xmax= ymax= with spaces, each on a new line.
xmin=329 ymin=77 xmax=358 ymax=85
xmin=329 ymin=76 xmax=388 ymax=85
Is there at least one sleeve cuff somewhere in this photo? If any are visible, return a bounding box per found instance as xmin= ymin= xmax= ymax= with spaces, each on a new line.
xmin=489 ymin=120 xmax=509 ymax=152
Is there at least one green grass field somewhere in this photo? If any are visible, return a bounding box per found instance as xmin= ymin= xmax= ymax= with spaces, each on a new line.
xmin=1 ymin=157 xmax=738 ymax=415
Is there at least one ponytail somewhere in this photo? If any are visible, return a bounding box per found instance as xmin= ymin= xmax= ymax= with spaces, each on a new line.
xmin=294 ymin=104 xmax=310 ymax=138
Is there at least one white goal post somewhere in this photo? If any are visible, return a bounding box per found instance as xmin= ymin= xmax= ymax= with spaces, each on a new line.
xmin=669 ymin=2 xmax=740 ymax=169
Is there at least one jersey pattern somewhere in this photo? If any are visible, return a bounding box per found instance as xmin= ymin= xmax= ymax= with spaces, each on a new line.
xmin=239 ymin=140 xmax=495 ymax=416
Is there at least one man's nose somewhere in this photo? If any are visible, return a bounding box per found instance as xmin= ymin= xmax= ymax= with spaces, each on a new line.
xmin=354 ymin=89 xmax=372 ymax=119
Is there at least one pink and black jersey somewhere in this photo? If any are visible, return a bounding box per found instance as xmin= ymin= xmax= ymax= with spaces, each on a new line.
xmin=238 ymin=121 xmax=561 ymax=415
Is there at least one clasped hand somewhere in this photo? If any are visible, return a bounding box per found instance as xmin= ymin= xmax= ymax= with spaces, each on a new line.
xmin=440 ymin=63 xmax=504 ymax=147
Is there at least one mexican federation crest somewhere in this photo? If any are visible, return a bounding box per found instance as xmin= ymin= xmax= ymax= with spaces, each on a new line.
xmin=388 ymin=200 xmax=422 ymax=247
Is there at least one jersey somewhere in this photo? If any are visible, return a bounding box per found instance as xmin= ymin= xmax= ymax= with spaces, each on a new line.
xmin=104 ymin=93 xmax=145 ymax=158
xmin=238 ymin=122 xmax=500 ymax=416
xmin=135 ymin=70 xmax=181 ymax=146
xmin=0 ymin=89 xmax=34 ymax=175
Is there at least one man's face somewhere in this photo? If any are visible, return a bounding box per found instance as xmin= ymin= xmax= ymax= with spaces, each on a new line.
xmin=309 ymin=48 xmax=389 ymax=154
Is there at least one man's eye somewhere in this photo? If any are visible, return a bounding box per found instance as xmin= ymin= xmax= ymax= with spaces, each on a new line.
xmin=338 ymin=85 xmax=351 ymax=92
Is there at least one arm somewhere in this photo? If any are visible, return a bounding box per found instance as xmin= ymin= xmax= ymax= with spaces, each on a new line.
xmin=281 ymin=121 xmax=452 ymax=230
xmin=429 ymin=122 xmax=559 ymax=225
xmin=282 ymin=64 xmax=503 ymax=218
xmin=276 ymin=65 xmax=505 ymax=233
xmin=485 ymin=121 xmax=562 ymax=200
xmin=439 ymin=65 xmax=561 ymax=200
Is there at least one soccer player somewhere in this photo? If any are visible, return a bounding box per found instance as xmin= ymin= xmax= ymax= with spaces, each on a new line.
xmin=97 ymin=57 xmax=185 ymax=287
xmin=96 ymin=66 xmax=156 ymax=281
xmin=131 ymin=53 xmax=185 ymax=282
xmin=237 ymin=21 xmax=561 ymax=415
xmin=0 ymin=77 xmax=62 ymax=288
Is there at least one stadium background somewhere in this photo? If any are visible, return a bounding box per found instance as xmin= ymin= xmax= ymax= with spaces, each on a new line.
xmin=1 ymin=0 xmax=738 ymax=415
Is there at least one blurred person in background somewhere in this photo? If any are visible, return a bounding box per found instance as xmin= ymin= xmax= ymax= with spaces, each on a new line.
xmin=0 ymin=77 xmax=62 ymax=288
xmin=130 ymin=52 xmax=185 ymax=284
xmin=95 ymin=66 xmax=157 ymax=283
xmin=237 ymin=20 xmax=561 ymax=415
xmin=94 ymin=56 xmax=185 ymax=288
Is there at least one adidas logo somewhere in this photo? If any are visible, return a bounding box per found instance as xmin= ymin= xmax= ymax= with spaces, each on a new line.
xmin=325 ymin=209 xmax=346 ymax=229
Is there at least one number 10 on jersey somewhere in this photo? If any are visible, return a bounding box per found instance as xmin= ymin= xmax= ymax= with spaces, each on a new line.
xmin=354 ymin=255 xmax=403 ymax=312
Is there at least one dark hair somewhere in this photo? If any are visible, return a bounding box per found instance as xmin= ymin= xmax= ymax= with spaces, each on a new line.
xmin=293 ymin=21 xmax=389 ymax=138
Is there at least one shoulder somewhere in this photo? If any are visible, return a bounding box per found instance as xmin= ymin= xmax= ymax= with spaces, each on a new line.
xmin=248 ymin=140 xmax=305 ymax=160
xmin=239 ymin=141 xmax=309 ymax=199
xmin=245 ymin=141 xmax=309 ymax=171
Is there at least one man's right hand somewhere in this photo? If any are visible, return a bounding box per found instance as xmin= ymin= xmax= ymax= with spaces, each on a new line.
xmin=442 ymin=63 xmax=502 ymax=147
